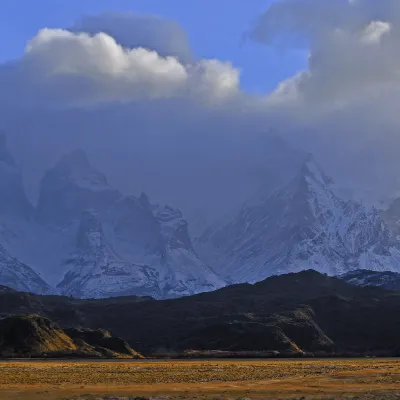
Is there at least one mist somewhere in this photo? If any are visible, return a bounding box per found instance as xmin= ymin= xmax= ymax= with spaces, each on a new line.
xmin=2 ymin=1 xmax=400 ymax=223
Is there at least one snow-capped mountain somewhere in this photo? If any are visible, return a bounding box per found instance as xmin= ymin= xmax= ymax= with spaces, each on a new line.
xmin=0 ymin=140 xmax=224 ymax=298
xmin=57 ymin=209 xmax=161 ymax=298
xmin=153 ymin=204 xmax=225 ymax=297
xmin=196 ymin=153 xmax=400 ymax=284
xmin=57 ymin=201 xmax=225 ymax=299
xmin=0 ymin=243 xmax=54 ymax=294
xmin=339 ymin=269 xmax=400 ymax=291
xmin=3 ymin=130 xmax=400 ymax=298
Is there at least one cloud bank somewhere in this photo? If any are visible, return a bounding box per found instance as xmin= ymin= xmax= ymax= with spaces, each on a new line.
xmin=3 ymin=25 xmax=239 ymax=107
xmin=3 ymin=3 xmax=400 ymax=220
xmin=254 ymin=0 xmax=400 ymax=202
xmin=256 ymin=0 xmax=400 ymax=105
xmin=0 ymin=12 xmax=265 ymax=219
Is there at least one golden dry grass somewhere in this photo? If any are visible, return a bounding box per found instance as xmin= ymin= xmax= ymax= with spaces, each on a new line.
xmin=0 ymin=358 xmax=399 ymax=399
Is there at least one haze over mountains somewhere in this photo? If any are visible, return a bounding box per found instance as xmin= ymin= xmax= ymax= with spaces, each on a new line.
xmin=0 ymin=134 xmax=223 ymax=298
xmin=1 ymin=132 xmax=400 ymax=298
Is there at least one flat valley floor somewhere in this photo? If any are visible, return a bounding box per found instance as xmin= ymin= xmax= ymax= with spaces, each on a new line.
xmin=0 ymin=359 xmax=399 ymax=400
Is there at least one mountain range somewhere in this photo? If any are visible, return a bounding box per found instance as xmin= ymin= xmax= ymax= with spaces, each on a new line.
xmin=0 ymin=135 xmax=223 ymax=298
xmin=2 ymin=133 xmax=400 ymax=298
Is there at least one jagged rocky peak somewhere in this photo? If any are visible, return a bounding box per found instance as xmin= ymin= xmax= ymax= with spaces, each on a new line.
xmin=280 ymin=153 xmax=334 ymax=199
xmin=0 ymin=132 xmax=33 ymax=219
xmin=35 ymin=150 xmax=121 ymax=225
xmin=197 ymin=145 xmax=400 ymax=284
xmin=76 ymin=209 xmax=104 ymax=250
xmin=244 ymin=154 xmax=332 ymax=228
xmin=283 ymin=154 xmax=338 ymax=219
xmin=247 ymin=148 xmax=333 ymax=210
xmin=156 ymin=205 xmax=194 ymax=251
xmin=111 ymin=195 xmax=164 ymax=253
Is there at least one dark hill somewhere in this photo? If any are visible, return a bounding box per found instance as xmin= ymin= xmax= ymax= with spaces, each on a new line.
xmin=0 ymin=270 xmax=400 ymax=356
xmin=339 ymin=269 xmax=400 ymax=291
xmin=0 ymin=285 xmax=15 ymax=293
xmin=0 ymin=314 xmax=142 ymax=358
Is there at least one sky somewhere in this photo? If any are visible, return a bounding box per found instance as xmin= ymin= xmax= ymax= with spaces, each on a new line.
xmin=1 ymin=0 xmax=400 ymax=220
xmin=0 ymin=0 xmax=306 ymax=93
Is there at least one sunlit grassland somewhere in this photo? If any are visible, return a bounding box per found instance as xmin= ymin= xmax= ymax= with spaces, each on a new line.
xmin=0 ymin=358 xmax=399 ymax=399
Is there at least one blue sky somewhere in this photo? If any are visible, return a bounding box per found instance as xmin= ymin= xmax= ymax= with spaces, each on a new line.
xmin=0 ymin=0 xmax=306 ymax=93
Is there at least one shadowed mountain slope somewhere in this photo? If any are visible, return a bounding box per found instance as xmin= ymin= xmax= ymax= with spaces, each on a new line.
xmin=0 ymin=271 xmax=399 ymax=357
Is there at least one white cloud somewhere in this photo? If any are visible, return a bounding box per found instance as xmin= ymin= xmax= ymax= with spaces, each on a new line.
xmin=72 ymin=12 xmax=193 ymax=63
xmin=24 ymin=28 xmax=188 ymax=102
xmin=2 ymin=27 xmax=241 ymax=107
xmin=255 ymin=0 xmax=400 ymax=105
xmin=187 ymin=60 xmax=240 ymax=99
xmin=253 ymin=0 xmax=400 ymax=201
xmin=361 ymin=21 xmax=391 ymax=44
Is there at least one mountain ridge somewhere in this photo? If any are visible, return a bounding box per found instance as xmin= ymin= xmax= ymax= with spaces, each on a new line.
xmin=1 ymin=270 xmax=400 ymax=357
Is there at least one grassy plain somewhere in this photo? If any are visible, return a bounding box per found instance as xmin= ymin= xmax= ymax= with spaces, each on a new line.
xmin=0 ymin=359 xmax=399 ymax=400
